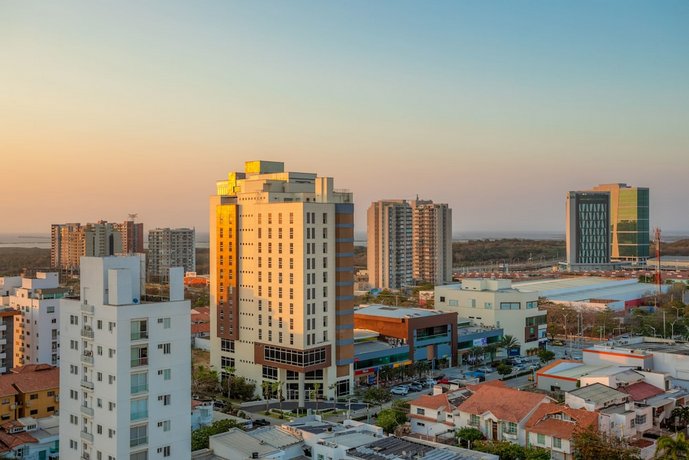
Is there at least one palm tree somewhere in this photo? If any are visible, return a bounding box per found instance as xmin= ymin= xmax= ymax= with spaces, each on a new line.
xmin=223 ymin=366 xmax=236 ymax=400
xmin=655 ymin=432 xmax=689 ymax=459
xmin=261 ymin=381 xmax=272 ymax=414
xmin=329 ymin=383 xmax=338 ymax=412
xmin=274 ymin=381 xmax=285 ymax=415
xmin=672 ymin=406 xmax=689 ymax=432
xmin=484 ymin=343 xmax=498 ymax=363
xmin=309 ymin=383 xmax=322 ymax=412
xmin=500 ymin=335 xmax=520 ymax=355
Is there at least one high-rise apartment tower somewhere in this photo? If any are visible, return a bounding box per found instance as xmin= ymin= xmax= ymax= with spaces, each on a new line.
xmin=60 ymin=256 xmax=191 ymax=460
xmin=367 ymin=198 xmax=452 ymax=289
xmin=147 ymin=228 xmax=195 ymax=282
xmin=210 ymin=161 xmax=354 ymax=406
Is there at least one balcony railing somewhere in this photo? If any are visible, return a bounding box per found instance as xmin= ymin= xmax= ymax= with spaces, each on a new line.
xmin=130 ymin=331 xmax=148 ymax=341
xmin=81 ymin=328 xmax=94 ymax=339
xmin=81 ymin=354 xmax=94 ymax=365
xmin=130 ymin=436 xmax=148 ymax=448
xmin=81 ymin=304 xmax=94 ymax=314
xmin=130 ymin=409 xmax=148 ymax=421
xmin=80 ymin=431 xmax=94 ymax=442
xmin=81 ymin=380 xmax=94 ymax=390
xmin=130 ymin=383 xmax=148 ymax=395
xmin=130 ymin=357 xmax=148 ymax=368
xmin=80 ymin=405 xmax=94 ymax=416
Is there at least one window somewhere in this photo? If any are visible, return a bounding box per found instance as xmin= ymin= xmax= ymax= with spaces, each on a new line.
xmin=158 ymin=369 xmax=171 ymax=380
xmin=158 ymin=420 xmax=171 ymax=432
xmin=635 ymin=414 xmax=647 ymax=425
xmin=47 ymin=306 xmax=55 ymax=314
xmin=70 ymin=364 xmax=78 ymax=375
xmin=536 ymin=433 xmax=545 ymax=445
xmin=131 ymin=319 xmax=148 ymax=340
xmin=158 ymin=343 xmax=171 ymax=354
xmin=70 ymin=340 xmax=78 ymax=350
xmin=416 ymin=408 xmax=425 ymax=415
xmin=484 ymin=302 xmax=492 ymax=309
xmin=130 ymin=398 xmax=148 ymax=421
xmin=131 ymin=346 xmax=148 ymax=367
xmin=500 ymin=302 xmax=520 ymax=310
xmin=505 ymin=422 xmax=517 ymax=434
xmin=469 ymin=414 xmax=480 ymax=426
xmin=262 ymin=366 xmax=278 ymax=380
xmin=221 ymin=339 xmax=234 ymax=352
xmin=158 ymin=317 xmax=171 ymax=329
xmin=131 ymin=372 xmax=148 ymax=394
xmin=129 ymin=424 xmax=148 ymax=447
xmin=158 ymin=446 xmax=171 ymax=457
xmin=70 ymin=315 xmax=78 ymax=325
xmin=553 ymin=437 xmax=562 ymax=449
xmin=159 ymin=394 xmax=171 ymax=405
xmin=526 ymin=301 xmax=538 ymax=309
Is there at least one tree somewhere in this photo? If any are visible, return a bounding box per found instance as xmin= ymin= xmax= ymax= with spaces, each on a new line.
xmin=363 ymin=386 xmax=392 ymax=408
xmin=484 ymin=343 xmax=499 ymax=363
xmin=455 ymin=427 xmax=484 ymax=449
xmin=376 ymin=407 xmax=407 ymax=434
xmin=500 ymin=335 xmax=520 ymax=354
xmin=223 ymin=366 xmax=235 ymax=400
xmin=538 ymin=349 xmax=555 ymax=364
xmin=472 ymin=441 xmax=549 ymax=460
xmin=572 ymin=425 xmax=640 ymax=460
xmin=309 ymin=383 xmax=322 ymax=412
xmin=262 ymin=381 xmax=273 ymax=413
xmin=273 ymin=381 xmax=285 ymax=414
xmin=228 ymin=376 xmax=255 ymax=401
xmin=671 ymin=406 xmax=689 ymax=432
xmin=191 ymin=419 xmax=243 ymax=451
xmin=655 ymin=432 xmax=689 ymax=459
xmin=192 ymin=365 xmax=219 ymax=399
xmin=496 ymin=363 xmax=513 ymax=379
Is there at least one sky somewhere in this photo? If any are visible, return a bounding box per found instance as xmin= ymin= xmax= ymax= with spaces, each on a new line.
xmin=1 ymin=1 xmax=688 ymax=236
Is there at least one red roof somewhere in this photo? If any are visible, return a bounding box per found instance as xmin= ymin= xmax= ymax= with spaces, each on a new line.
xmin=620 ymin=382 xmax=664 ymax=401
xmin=1 ymin=366 xmax=59 ymax=394
xmin=525 ymin=403 xmax=598 ymax=439
xmin=458 ymin=385 xmax=551 ymax=423
xmin=411 ymin=393 xmax=453 ymax=411
xmin=465 ymin=380 xmax=507 ymax=392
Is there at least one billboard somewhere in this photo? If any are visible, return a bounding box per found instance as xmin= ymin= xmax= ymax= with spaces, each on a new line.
xmin=472 ymin=337 xmax=487 ymax=347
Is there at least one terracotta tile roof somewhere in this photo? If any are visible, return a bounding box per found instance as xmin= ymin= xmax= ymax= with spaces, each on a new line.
xmin=620 ymin=382 xmax=664 ymax=401
xmin=525 ymin=403 xmax=598 ymax=439
xmin=458 ymin=385 xmax=551 ymax=423
xmin=0 ymin=380 xmax=17 ymax=398
xmin=5 ymin=366 xmax=59 ymax=394
xmin=465 ymin=380 xmax=507 ymax=392
xmin=10 ymin=364 xmax=54 ymax=374
xmin=411 ymin=393 xmax=453 ymax=411
xmin=0 ymin=431 xmax=37 ymax=449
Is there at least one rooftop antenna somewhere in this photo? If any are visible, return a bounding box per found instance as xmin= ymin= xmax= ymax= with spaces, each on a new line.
xmin=128 ymin=213 xmax=138 ymax=221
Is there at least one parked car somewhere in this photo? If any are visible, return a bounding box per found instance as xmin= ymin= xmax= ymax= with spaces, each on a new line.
xmin=477 ymin=367 xmax=493 ymax=374
xmin=551 ymin=340 xmax=565 ymax=346
xmin=253 ymin=419 xmax=270 ymax=427
xmin=409 ymin=382 xmax=423 ymax=392
xmin=391 ymin=385 xmax=410 ymax=395
xmin=423 ymin=378 xmax=436 ymax=387
xmin=212 ymin=400 xmax=227 ymax=410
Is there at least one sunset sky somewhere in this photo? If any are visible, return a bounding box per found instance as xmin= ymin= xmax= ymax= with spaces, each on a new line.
xmin=2 ymin=1 xmax=688 ymax=235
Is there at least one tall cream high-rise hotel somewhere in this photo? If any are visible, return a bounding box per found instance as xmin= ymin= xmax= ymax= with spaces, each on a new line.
xmin=209 ymin=161 xmax=354 ymax=405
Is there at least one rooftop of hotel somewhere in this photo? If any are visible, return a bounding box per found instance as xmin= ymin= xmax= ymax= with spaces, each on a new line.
xmin=355 ymin=304 xmax=451 ymax=319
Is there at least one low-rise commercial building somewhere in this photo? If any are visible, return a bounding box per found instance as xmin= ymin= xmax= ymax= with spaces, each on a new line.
xmin=435 ymin=279 xmax=546 ymax=355
xmin=354 ymin=305 xmax=457 ymax=368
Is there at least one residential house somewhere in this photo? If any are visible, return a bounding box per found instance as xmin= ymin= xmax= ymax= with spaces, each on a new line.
xmin=524 ymin=403 xmax=598 ymax=460
xmin=457 ymin=384 xmax=552 ymax=445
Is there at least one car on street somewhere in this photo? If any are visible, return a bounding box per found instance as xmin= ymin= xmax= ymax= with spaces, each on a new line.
xmin=551 ymin=340 xmax=565 ymax=346
xmin=391 ymin=385 xmax=410 ymax=395
xmin=253 ymin=419 xmax=270 ymax=427
xmin=477 ymin=367 xmax=494 ymax=374
xmin=409 ymin=382 xmax=423 ymax=392
xmin=422 ymin=378 xmax=436 ymax=387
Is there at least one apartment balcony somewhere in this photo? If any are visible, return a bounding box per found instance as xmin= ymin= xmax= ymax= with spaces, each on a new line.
xmin=81 ymin=353 xmax=94 ymax=365
xmin=81 ymin=327 xmax=94 ymax=339
xmin=80 ymin=431 xmax=94 ymax=442
xmin=81 ymin=303 xmax=94 ymax=314
xmin=81 ymin=380 xmax=94 ymax=390
xmin=80 ymin=405 xmax=94 ymax=417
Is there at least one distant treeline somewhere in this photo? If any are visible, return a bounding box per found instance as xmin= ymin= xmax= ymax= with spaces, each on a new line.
xmin=0 ymin=248 xmax=51 ymax=276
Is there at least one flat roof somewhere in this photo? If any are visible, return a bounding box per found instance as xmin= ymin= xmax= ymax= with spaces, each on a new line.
xmin=355 ymin=304 xmax=450 ymax=319
xmin=593 ymin=339 xmax=689 ymax=356
xmin=514 ymin=277 xmax=657 ymax=303
xmin=568 ymin=383 xmax=628 ymax=405
xmin=514 ymin=277 xmax=618 ymax=292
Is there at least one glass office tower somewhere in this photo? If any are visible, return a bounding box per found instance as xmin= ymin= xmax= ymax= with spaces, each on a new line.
xmin=593 ymin=184 xmax=650 ymax=262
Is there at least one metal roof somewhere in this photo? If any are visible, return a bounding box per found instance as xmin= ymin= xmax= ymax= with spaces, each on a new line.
xmin=355 ymin=304 xmax=448 ymax=319
xmin=569 ymin=383 xmax=628 ymax=405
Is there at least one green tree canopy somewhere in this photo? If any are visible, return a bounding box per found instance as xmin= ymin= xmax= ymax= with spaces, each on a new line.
xmin=191 ymin=419 xmax=244 ymax=451
xmin=376 ymin=408 xmax=407 ymax=434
